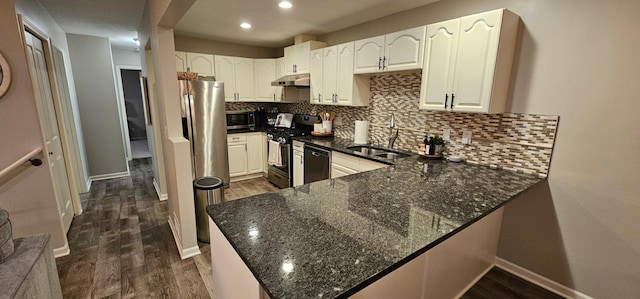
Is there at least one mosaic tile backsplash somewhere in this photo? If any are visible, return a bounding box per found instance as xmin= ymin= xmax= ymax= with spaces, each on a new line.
xmin=226 ymin=71 xmax=558 ymax=177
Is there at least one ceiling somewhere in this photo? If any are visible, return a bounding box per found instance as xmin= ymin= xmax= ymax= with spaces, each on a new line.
xmin=175 ymin=0 xmax=439 ymax=47
xmin=37 ymin=0 xmax=440 ymax=51
xmin=37 ymin=0 xmax=147 ymax=51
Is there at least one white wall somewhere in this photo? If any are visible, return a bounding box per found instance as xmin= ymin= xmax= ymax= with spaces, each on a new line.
xmin=320 ymin=0 xmax=640 ymax=297
xmin=67 ymin=33 xmax=128 ymax=178
xmin=0 ymin=0 xmax=68 ymax=250
xmin=112 ymin=48 xmax=142 ymax=67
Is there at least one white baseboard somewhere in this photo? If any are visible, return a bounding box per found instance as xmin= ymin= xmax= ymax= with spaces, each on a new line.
xmin=454 ymin=262 xmax=495 ymax=298
xmin=153 ymin=178 xmax=168 ymax=201
xmin=85 ymin=178 xmax=92 ymax=192
xmin=230 ymin=172 xmax=264 ymax=182
xmin=88 ymin=171 xmax=129 ymax=183
xmin=495 ymin=257 xmax=593 ymax=299
xmin=53 ymin=243 xmax=70 ymax=258
xmin=168 ymin=219 xmax=201 ymax=260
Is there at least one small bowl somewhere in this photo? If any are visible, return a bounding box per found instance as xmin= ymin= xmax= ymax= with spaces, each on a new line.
xmin=447 ymin=155 xmax=463 ymax=162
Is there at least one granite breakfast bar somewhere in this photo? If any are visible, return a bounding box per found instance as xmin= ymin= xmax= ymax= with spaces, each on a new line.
xmin=207 ymin=137 xmax=545 ymax=299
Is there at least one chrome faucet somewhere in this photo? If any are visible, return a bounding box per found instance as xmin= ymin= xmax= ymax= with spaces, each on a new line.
xmin=388 ymin=113 xmax=399 ymax=148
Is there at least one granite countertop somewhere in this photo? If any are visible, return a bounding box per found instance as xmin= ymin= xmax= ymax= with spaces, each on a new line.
xmin=207 ymin=137 xmax=545 ymax=299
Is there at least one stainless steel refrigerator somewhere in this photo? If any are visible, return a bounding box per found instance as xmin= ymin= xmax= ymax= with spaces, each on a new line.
xmin=179 ymin=79 xmax=230 ymax=187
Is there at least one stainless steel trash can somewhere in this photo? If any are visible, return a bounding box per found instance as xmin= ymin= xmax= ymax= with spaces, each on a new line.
xmin=193 ymin=176 xmax=224 ymax=243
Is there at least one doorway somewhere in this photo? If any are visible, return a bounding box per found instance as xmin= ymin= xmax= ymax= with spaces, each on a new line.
xmin=116 ymin=67 xmax=151 ymax=160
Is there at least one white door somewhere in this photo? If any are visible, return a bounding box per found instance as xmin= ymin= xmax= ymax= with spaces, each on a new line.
xmin=246 ymin=133 xmax=263 ymax=173
xmin=228 ymin=143 xmax=248 ymax=177
xmin=253 ymin=59 xmax=276 ymax=102
xmin=322 ymin=46 xmax=338 ymax=104
xmin=420 ymin=19 xmax=460 ymax=111
xmin=175 ymin=51 xmax=187 ymax=72
xmin=384 ymin=26 xmax=426 ymax=72
xmin=275 ymin=57 xmax=285 ymax=102
xmin=336 ymin=42 xmax=355 ymax=105
xmin=234 ymin=57 xmax=254 ymax=101
xmin=284 ymin=45 xmax=296 ymax=75
xmin=24 ymin=31 xmax=74 ymax=233
xmin=354 ymin=35 xmax=385 ymax=74
xmin=309 ymin=49 xmax=324 ymax=104
xmin=186 ymin=53 xmax=215 ymax=76
xmin=451 ymin=10 xmax=502 ymax=113
xmin=214 ymin=55 xmax=236 ymax=101
xmin=292 ymin=151 xmax=304 ymax=187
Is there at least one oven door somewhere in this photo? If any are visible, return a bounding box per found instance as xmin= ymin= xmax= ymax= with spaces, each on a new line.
xmin=267 ymin=142 xmax=291 ymax=188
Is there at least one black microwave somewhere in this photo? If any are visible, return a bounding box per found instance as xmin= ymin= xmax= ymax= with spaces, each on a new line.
xmin=226 ymin=110 xmax=254 ymax=130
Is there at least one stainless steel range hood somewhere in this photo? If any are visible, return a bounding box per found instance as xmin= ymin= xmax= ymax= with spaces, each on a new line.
xmin=271 ymin=74 xmax=310 ymax=87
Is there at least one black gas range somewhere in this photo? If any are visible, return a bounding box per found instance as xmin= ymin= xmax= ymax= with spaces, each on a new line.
xmin=266 ymin=114 xmax=318 ymax=188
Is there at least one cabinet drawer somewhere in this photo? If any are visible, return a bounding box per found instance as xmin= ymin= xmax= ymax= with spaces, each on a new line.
xmin=228 ymin=134 xmax=247 ymax=143
xmin=293 ymin=140 xmax=305 ymax=152
xmin=332 ymin=151 xmax=360 ymax=170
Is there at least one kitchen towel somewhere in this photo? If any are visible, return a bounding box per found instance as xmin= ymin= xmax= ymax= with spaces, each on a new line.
xmin=354 ymin=120 xmax=369 ymax=144
xmin=267 ymin=140 xmax=283 ymax=167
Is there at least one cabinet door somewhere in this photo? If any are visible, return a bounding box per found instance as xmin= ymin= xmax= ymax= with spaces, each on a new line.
xmin=335 ymin=42 xmax=354 ymax=105
xmin=309 ymin=49 xmax=324 ymax=104
xmin=186 ymin=53 xmax=215 ymax=76
xmin=254 ymin=59 xmax=276 ymax=102
xmin=228 ymin=143 xmax=248 ymax=177
xmin=235 ymin=57 xmax=254 ymax=101
xmin=451 ymin=10 xmax=502 ymax=113
xmin=246 ymin=133 xmax=263 ymax=173
xmin=359 ymin=159 xmax=387 ymax=172
xmin=295 ymin=42 xmax=311 ymax=74
xmin=322 ymin=46 xmax=338 ymax=104
xmin=175 ymin=51 xmax=187 ymax=72
xmin=284 ymin=45 xmax=296 ymax=75
xmin=275 ymin=57 xmax=285 ymax=101
xmin=293 ymin=150 xmax=304 ymax=187
xmin=331 ymin=163 xmax=358 ymax=179
xmin=420 ymin=19 xmax=460 ymax=111
xmin=354 ymin=36 xmax=385 ymax=74
xmin=215 ymin=55 xmax=237 ymax=101
xmin=384 ymin=26 xmax=426 ymax=72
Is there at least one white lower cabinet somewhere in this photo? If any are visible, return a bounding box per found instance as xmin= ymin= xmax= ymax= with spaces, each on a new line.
xmin=331 ymin=151 xmax=387 ymax=179
xmin=228 ymin=133 xmax=264 ymax=178
xmin=293 ymin=140 xmax=304 ymax=187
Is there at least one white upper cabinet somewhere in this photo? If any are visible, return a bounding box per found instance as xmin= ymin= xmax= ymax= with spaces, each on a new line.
xmin=175 ymin=51 xmax=187 ymax=72
xmin=275 ymin=57 xmax=285 ymax=102
xmin=384 ymin=26 xmax=426 ymax=72
xmin=310 ymin=42 xmax=369 ymax=107
xmin=253 ymin=59 xmax=277 ymax=102
xmin=284 ymin=41 xmax=327 ymax=75
xmin=186 ymin=52 xmax=215 ymax=76
xmin=420 ymin=9 xmax=519 ymax=113
xmin=309 ymin=49 xmax=323 ymax=104
xmin=214 ymin=55 xmax=237 ymax=102
xmin=353 ymin=36 xmax=385 ymax=74
xmin=215 ymin=55 xmax=254 ymax=102
xmin=354 ymin=26 xmax=426 ymax=74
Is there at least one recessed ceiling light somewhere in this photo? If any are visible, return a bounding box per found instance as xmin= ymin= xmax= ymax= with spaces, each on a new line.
xmin=279 ymin=1 xmax=292 ymax=9
xmin=240 ymin=22 xmax=252 ymax=29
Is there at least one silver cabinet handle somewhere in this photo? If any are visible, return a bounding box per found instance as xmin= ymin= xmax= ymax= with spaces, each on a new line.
xmin=245 ymin=144 xmax=247 ymax=151
xmin=382 ymin=56 xmax=387 ymax=69
xmin=273 ymin=94 xmax=276 ymax=101
xmin=378 ymin=57 xmax=382 ymax=70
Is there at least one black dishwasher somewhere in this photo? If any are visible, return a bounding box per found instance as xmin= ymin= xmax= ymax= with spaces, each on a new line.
xmin=304 ymin=144 xmax=331 ymax=184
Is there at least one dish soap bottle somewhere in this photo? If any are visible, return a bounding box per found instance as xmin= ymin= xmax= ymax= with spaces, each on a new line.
xmin=423 ymin=135 xmax=430 ymax=155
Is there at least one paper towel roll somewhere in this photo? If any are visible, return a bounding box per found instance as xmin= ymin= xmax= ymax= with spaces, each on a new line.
xmin=354 ymin=120 xmax=369 ymax=144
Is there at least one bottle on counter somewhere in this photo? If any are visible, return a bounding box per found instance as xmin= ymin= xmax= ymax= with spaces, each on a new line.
xmin=423 ymin=135 xmax=430 ymax=155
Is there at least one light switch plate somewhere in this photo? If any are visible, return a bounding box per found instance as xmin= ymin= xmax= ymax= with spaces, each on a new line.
xmin=443 ymin=129 xmax=451 ymax=141
xmin=462 ymin=131 xmax=472 ymax=144
xmin=333 ymin=116 xmax=343 ymax=125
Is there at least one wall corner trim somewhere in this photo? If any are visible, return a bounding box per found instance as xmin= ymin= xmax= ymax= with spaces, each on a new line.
xmin=153 ymin=178 xmax=168 ymax=201
xmin=495 ymin=257 xmax=594 ymax=299
xmin=53 ymin=243 xmax=70 ymax=258
xmin=168 ymin=219 xmax=201 ymax=260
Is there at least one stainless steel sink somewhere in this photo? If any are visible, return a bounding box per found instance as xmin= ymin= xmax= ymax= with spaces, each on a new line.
xmin=347 ymin=145 xmax=411 ymax=159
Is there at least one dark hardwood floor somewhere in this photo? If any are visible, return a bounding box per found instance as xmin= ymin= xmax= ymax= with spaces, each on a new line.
xmin=462 ymin=267 xmax=564 ymax=299
xmin=55 ymin=159 xmax=559 ymax=298
xmin=55 ymin=158 xmax=277 ymax=298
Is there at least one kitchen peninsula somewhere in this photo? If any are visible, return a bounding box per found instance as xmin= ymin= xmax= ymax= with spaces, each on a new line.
xmin=207 ymin=137 xmax=545 ymax=299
